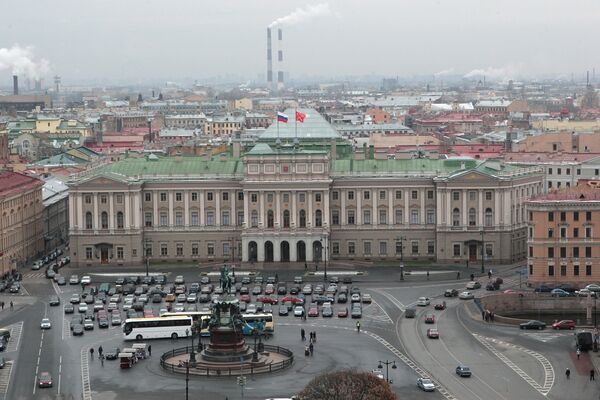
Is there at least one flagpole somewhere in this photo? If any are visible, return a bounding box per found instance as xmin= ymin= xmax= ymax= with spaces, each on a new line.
xmin=277 ymin=116 xmax=279 ymax=143
xmin=295 ymin=108 xmax=298 ymax=144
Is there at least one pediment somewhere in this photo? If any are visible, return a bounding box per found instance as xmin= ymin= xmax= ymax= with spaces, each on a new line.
xmin=447 ymin=170 xmax=498 ymax=184
xmin=77 ymin=173 xmax=131 ymax=188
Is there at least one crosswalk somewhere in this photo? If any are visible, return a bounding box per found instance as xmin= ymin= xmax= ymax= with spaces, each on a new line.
xmin=23 ymin=272 xmax=46 ymax=279
xmin=522 ymin=332 xmax=568 ymax=343
xmin=0 ymin=360 xmax=14 ymax=397
xmin=5 ymin=322 xmax=23 ymax=353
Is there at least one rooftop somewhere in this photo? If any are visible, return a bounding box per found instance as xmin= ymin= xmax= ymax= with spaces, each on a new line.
xmin=259 ymin=108 xmax=341 ymax=141
xmin=0 ymin=171 xmax=43 ymax=198
xmin=529 ymin=182 xmax=600 ymax=202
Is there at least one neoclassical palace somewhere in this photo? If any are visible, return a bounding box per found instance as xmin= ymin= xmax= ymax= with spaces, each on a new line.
xmin=68 ymin=109 xmax=544 ymax=268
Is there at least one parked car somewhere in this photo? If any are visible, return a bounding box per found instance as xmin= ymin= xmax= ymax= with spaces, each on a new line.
xmin=278 ymin=305 xmax=289 ymax=316
xmin=294 ymin=306 xmax=305 ymax=317
xmin=72 ymin=324 xmax=84 ymax=336
xmin=534 ymin=285 xmax=553 ymax=293
xmin=520 ymin=320 xmax=546 ymax=330
xmin=351 ymin=305 xmax=362 ymax=318
xmin=361 ymin=294 xmax=372 ymax=303
xmin=174 ymin=275 xmax=185 ymax=284
xmin=456 ymin=365 xmax=472 ymax=377
xmin=586 ymin=284 xmax=600 ymax=292
xmin=308 ymin=305 xmax=319 ymax=317
xmin=322 ymin=305 xmax=333 ymax=318
xmin=417 ymin=378 xmax=436 ymax=392
xmin=81 ymin=276 xmax=91 ymax=285
xmin=337 ymin=307 xmax=348 ymax=318
xmin=552 ymin=320 xmax=575 ymax=330
xmin=551 ymin=288 xmax=572 ymax=297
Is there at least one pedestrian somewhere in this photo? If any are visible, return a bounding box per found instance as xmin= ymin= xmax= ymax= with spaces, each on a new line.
xmin=304 ymin=346 xmax=309 ymax=357
xmin=427 ymin=271 xmax=430 ymax=280
xmin=315 ymin=264 xmax=318 ymax=272
xmin=304 ymin=262 xmax=308 ymax=271
xmin=313 ymin=332 xmax=317 ymax=342
xmin=470 ymin=274 xmax=475 ymax=281
xmin=1 ymin=301 xmax=4 ymax=310
xmin=309 ymin=342 xmax=314 ymax=356
xmin=148 ymin=345 xmax=152 ymax=356
xmin=275 ymin=273 xmax=278 ymax=282
xmin=9 ymin=301 xmax=13 ymax=310
xmin=301 ymin=328 xmax=306 ymax=341
xmin=482 ymin=311 xmax=485 ymax=320
xmin=100 ymin=355 xmax=104 ymax=366
xmin=577 ymin=348 xmax=581 ymax=359
xmin=591 ymin=369 xmax=596 ymax=381
xmin=90 ymin=348 xmax=94 ymax=359
xmin=488 ymin=271 xmax=492 ymax=279
xmin=98 ymin=346 xmax=103 ymax=357
xmin=356 ymin=321 xmax=361 ymax=333
xmin=457 ymin=272 xmax=461 ymax=280
xmin=490 ymin=312 xmax=495 ymax=322
xmin=566 ymin=368 xmax=571 ymax=379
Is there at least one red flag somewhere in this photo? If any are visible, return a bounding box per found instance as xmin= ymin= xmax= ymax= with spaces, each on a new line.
xmin=296 ymin=111 xmax=306 ymax=123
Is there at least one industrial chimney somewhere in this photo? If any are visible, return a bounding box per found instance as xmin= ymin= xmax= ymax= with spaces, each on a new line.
xmin=13 ymin=75 xmax=18 ymax=95
xmin=277 ymin=28 xmax=284 ymax=87
xmin=267 ymin=28 xmax=273 ymax=85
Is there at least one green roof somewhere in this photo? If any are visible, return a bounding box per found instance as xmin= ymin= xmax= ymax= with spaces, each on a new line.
xmin=246 ymin=142 xmax=328 ymax=156
xmin=331 ymin=158 xmax=479 ymax=176
xmin=259 ymin=108 xmax=341 ymax=141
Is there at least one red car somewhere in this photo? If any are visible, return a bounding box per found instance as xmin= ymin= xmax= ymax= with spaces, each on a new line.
xmin=280 ymin=296 xmax=303 ymax=305
xmin=434 ymin=302 xmax=446 ymax=310
xmin=337 ymin=307 xmax=348 ymax=318
xmin=425 ymin=314 xmax=435 ymax=324
xmin=240 ymin=294 xmax=251 ymax=303
xmin=38 ymin=372 xmax=53 ymax=388
xmin=257 ymin=296 xmax=278 ymax=304
xmin=427 ymin=328 xmax=439 ymax=339
xmin=308 ymin=306 xmax=319 ymax=317
xmin=552 ymin=320 xmax=575 ymax=330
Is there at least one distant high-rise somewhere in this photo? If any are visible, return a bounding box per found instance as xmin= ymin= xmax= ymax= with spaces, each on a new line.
xmin=266 ymin=28 xmax=273 ymax=85
xmin=13 ymin=75 xmax=18 ymax=95
xmin=277 ymin=28 xmax=284 ymax=88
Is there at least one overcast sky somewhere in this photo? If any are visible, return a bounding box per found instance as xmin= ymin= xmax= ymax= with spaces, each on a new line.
xmin=1 ymin=0 xmax=600 ymax=85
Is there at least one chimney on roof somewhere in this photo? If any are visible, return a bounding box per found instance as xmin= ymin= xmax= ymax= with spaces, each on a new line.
xmin=13 ymin=75 xmax=18 ymax=95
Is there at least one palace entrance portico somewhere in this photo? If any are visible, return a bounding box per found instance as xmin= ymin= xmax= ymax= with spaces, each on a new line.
xmin=241 ymin=235 xmax=327 ymax=263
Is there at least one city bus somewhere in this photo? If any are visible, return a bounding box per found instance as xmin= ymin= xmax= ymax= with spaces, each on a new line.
xmin=241 ymin=313 xmax=274 ymax=335
xmin=160 ymin=311 xmax=212 ymax=336
xmin=122 ymin=316 xmax=193 ymax=340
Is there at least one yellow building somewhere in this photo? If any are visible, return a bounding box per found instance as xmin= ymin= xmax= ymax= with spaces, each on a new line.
xmin=532 ymin=119 xmax=600 ymax=132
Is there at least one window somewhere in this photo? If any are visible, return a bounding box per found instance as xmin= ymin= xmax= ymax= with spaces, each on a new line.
xmin=574 ymin=264 xmax=580 ymax=275
xmin=427 ymin=241 xmax=435 ymax=254
xmin=379 ymin=241 xmax=387 ymax=255
xmin=484 ymin=191 xmax=492 ymax=201
xmin=560 ymin=227 xmax=567 ymax=239
xmin=332 ymin=242 xmax=340 ymax=255
xmin=363 ymin=191 xmax=370 ymax=200
xmin=560 ymin=247 xmax=566 ymax=258
xmin=452 ymin=191 xmax=460 ymax=201
xmin=557 ymin=168 xmax=562 ymax=175
xmin=363 ymin=242 xmax=371 ymax=255
xmin=548 ymin=168 xmax=553 ymax=174
xmin=573 ymin=211 xmax=579 ymax=222
xmin=191 ymin=211 xmax=199 ymax=226
xmin=347 ymin=210 xmax=355 ymax=225
xmin=379 ymin=191 xmax=386 ymax=200
xmin=348 ymin=191 xmax=354 ymax=200
xmin=101 ymin=212 xmax=108 ymax=229
xmin=237 ymin=211 xmax=244 ymax=226
xmin=453 ymin=244 xmax=461 ymax=257
xmin=144 ymin=193 xmax=151 ymax=202
xmin=485 ymin=208 xmax=493 ymax=227
xmin=222 ymin=211 xmax=230 ymax=226
xmin=100 ymin=195 xmax=107 ymax=204
xmin=348 ymin=242 xmax=355 ymax=255
xmin=85 ymin=247 xmax=93 ymax=260
xmin=529 ymin=246 xmax=533 ymax=257
xmin=175 ymin=211 xmax=183 ymax=226
xmin=427 ymin=190 xmax=434 ymax=200
xmin=160 ymin=212 xmax=168 ymax=226
xmin=411 ymin=209 xmax=419 ymax=224
xmin=160 ymin=244 xmax=168 ymax=256
xmin=452 ymin=208 xmax=460 ymax=226
xmin=548 ymin=265 xmax=554 ymax=276
xmin=586 ymin=227 xmax=592 ymax=238
xmin=283 ymin=210 xmax=290 ymax=228
xmin=395 ymin=209 xmax=403 ymax=224
xmin=251 ymin=210 xmax=258 ymax=227
xmin=587 ymin=265 xmax=592 ymax=276
xmin=332 ymin=191 xmax=339 ymax=200
xmin=468 ymin=208 xmax=476 ymax=226
xmin=206 ymin=192 xmax=213 ymax=201
xmin=379 ymin=209 xmax=387 ymax=225
xmin=299 ymin=209 xmax=306 ymax=227
xmin=315 ymin=210 xmax=322 ymax=227
xmin=548 ymin=228 xmax=554 ymax=238
xmin=529 ymin=264 xmax=533 ymax=275
xmin=587 ymin=211 xmax=592 ymax=221
xmin=574 ymin=247 xmax=580 ymax=258
xmin=113 ymin=246 xmax=123 ymax=259
xmin=332 ymin=210 xmax=339 ymax=225
xmin=267 ymin=210 xmax=274 ymax=228
xmin=116 ymin=194 xmax=123 ymax=204
xmin=191 ymin=243 xmax=199 ymax=256
xmin=574 ymin=227 xmax=579 ymax=238
xmin=175 ymin=192 xmax=182 ymax=202
xmin=411 ymin=241 xmax=419 ymax=255
xmin=586 ymin=246 xmax=592 ymax=258
xmin=206 ymin=212 xmax=215 ymax=226
xmin=395 ymin=241 xmax=403 ymax=255
xmin=299 ymin=193 xmax=305 ymax=202
xmin=315 ymin=193 xmax=322 ymax=202
xmin=160 ymin=192 xmax=167 ymax=202
xmin=116 ymin=212 xmax=124 ymax=229
xmin=237 ymin=192 xmax=243 ymax=201
xmin=561 ymin=265 xmax=567 ymax=276
xmin=412 ymin=190 xmax=418 ymax=200
xmin=85 ymin=195 xmax=92 ymax=204
xmin=267 ymin=193 xmax=274 ymax=203
xmin=548 ymin=247 xmax=554 ymax=258
xmin=577 ymin=169 xmax=581 ymax=175
xmin=560 ymin=212 xmax=566 ymax=222
xmin=426 ymin=209 xmax=435 ymax=224
xmin=485 ymin=244 xmax=493 ymax=257
xmin=395 ymin=190 xmax=402 ymax=199
xmin=207 ymin=243 xmax=215 ymax=256
xmin=145 ymin=212 xmax=152 ymax=227
xmin=469 ymin=191 xmax=476 ymax=201
xmin=548 ymin=212 xmax=554 ymax=222
xmin=85 ymin=212 xmax=93 ymax=229
xmin=192 ymin=192 xmax=198 ymax=201
xmin=223 ymin=242 xmax=231 ymax=256
xmin=363 ymin=210 xmax=371 ymax=225
xmin=222 ymin=192 xmax=229 ymax=201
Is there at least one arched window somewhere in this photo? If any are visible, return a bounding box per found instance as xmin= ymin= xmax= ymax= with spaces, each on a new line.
xmin=299 ymin=210 xmax=306 ymax=228
xmin=468 ymin=208 xmax=476 ymax=226
xmin=116 ymin=212 xmax=124 ymax=229
xmin=101 ymin=212 xmax=108 ymax=229
xmin=315 ymin=209 xmax=322 ymax=227
xmin=283 ymin=210 xmax=290 ymax=228
xmin=251 ymin=210 xmax=258 ymax=227
xmin=485 ymin=208 xmax=493 ymax=227
xmin=85 ymin=212 xmax=92 ymax=229
xmin=267 ymin=210 xmax=274 ymax=228
xmin=452 ymin=208 xmax=460 ymax=227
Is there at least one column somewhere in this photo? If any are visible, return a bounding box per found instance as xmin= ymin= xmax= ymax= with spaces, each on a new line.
xmin=168 ymin=191 xmax=174 ymax=226
xmin=290 ymin=239 xmax=297 ymax=262
xmin=503 ymin=189 xmax=511 ymax=225
xmin=68 ymin=193 xmax=75 ymax=230
xmin=259 ymin=191 xmax=265 ymax=227
xmin=275 ymin=191 xmax=281 ymax=227
xmin=76 ymin=193 xmax=83 ymax=229
xmin=231 ymin=193 xmax=235 ymax=229
xmin=200 ymin=191 xmax=205 ymax=225
xmin=324 ymin=191 xmax=330 ymax=227
xmin=243 ymin=191 xmax=249 ymax=228
xmin=291 ymin=191 xmax=297 ymax=227
xmin=357 ymin=191 xmax=362 ymax=225
xmin=153 ymin=191 xmax=159 ymax=227
xmin=404 ymin=191 xmax=409 ymax=224
xmin=133 ymin=193 xmax=140 ymax=228
xmin=420 ymin=189 xmax=425 ymax=224
xmin=341 ymin=190 xmax=346 ymax=226
xmin=242 ymin=237 xmax=249 ymax=262
xmin=388 ymin=189 xmax=393 ymax=224
xmin=478 ymin=190 xmax=483 ymax=226
xmin=461 ymin=190 xmax=467 ymax=226
xmin=93 ymin=193 xmax=99 ymax=229
xmin=216 ymin=191 xmax=221 ymax=226
xmin=308 ymin=191 xmax=313 ymax=227
xmin=257 ymin=239 xmax=265 ymax=262
xmin=436 ymin=190 xmax=443 ymax=225
xmin=274 ymin=239 xmax=281 ymax=262
xmin=124 ymin=193 xmax=131 ymax=228
xmin=445 ymin=190 xmax=451 ymax=226
xmin=307 ymin=238 xmax=314 ymax=262
xmin=184 ymin=191 xmax=190 ymax=226
xmin=373 ymin=190 xmax=378 ymax=224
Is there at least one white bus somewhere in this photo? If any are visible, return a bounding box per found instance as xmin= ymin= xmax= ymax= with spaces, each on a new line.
xmin=160 ymin=311 xmax=212 ymax=336
xmin=123 ymin=316 xmax=193 ymax=341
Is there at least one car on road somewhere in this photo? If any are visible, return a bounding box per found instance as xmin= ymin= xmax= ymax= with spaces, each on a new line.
xmin=38 ymin=372 xmax=53 ymax=388
xmin=9 ymin=284 xmax=19 ymax=293
xmin=0 ymin=341 xmax=5 ymax=352
xmin=56 ymin=276 xmax=66 ymax=286
xmin=534 ymin=285 xmax=553 ymax=293
xmin=78 ymin=303 xmax=88 ymax=313
xmin=459 ymin=291 xmax=474 ymax=300
xmin=361 ymin=294 xmax=372 ymax=303
xmin=586 ymin=284 xmax=600 ymax=292
xmin=466 ymin=281 xmax=481 ymax=290
xmin=455 ymin=365 xmax=472 ymax=377
xmin=424 ymin=314 xmax=435 ymax=324
xmin=444 ymin=289 xmax=459 ymax=297
xmin=520 ymin=320 xmax=546 ymax=330
xmin=434 ymin=302 xmax=446 ymax=310
xmin=337 ymin=307 xmax=348 ymax=318
xmin=417 ymin=297 xmax=430 ymax=306
xmin=294 ymin=306 xmax=305 ymax=317
xmin=81 ymin=275 xmax=91 ymax=285
xmin=49 ymin=296 xmax=60 ymax=306
xmin=405 ymin=308 xmax=416 ymax=318
xmin=0 ymin=357 xmax=5 ymax=368
xmin=551 ymin=288 xmax=572 ymax=297
xmin=278 ymin=305 xmax=289 ymax=316
xmin=83 ymin=318 xmax=94 ymax=330
xmin=200 ymin=276 xmax=211 ymax=285
xmin=576 ymin=288 xmax=597 ymax=297
xmin=40 ymin=318 xmax=52 ymax=329
xmin=427 ymin=328 xmax=439 ymax=339
xmin=417 ymin=377 xmax=436 ymax=392
xmin=64 ymin=304 xmax=74 ymax=314
xmin=72 ymin=324 xmax=84 ymax=336
xmin=32 ymin=260 xmax=42 ymax=270
xmin=294 ymin=276 xmax=303 ymax=284
xmin=552 ymin=320 xmax=575 ymax=330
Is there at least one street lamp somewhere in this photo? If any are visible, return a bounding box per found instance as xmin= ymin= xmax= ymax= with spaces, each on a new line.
xmin=480 ymin=230 xmax=485 ymax=274
xmin=320 ymin=237 xmax=328 ymax=282
xmin=252 ymin=329 xmax=259 ymax=362
xmin=397 ymin=236 xmax=406 ymax=280
xmin=186 ymin=326 xmax=197 ymax=364
xmin=144 ymin=239 xmax=150 ymax=277
xmin=377 ymin=360 xmax=397 ymax=384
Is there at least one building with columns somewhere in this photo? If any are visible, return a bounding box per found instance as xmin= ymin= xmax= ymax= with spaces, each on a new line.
xmin=67 ymin=109 xmax=544 ymax=268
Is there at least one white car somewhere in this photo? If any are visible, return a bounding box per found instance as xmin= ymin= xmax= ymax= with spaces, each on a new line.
xmin=175 ymin=275 xmax=185 ymax=284
xmin=585 ymin=284 xmax=600 ymax=292
xmin=247 ymin=304 xmax=257 ymax=314
xmin=81 ymin=276 xmax=91 ymax=285
xmin=372 ymin=369 xmax=384 ymax=379
xmin=417 ymin=297 xmax=430 ymax=306
xmin=32 ymin=261 xmax=42 ymax=270
xmin=466 ymin=281 xmax=481 ymax=290
xmin=40 ymin=318 xmax=52 ymax=329
xmin=417 ymin=377 xmax=435 ymax=392
xmin=459 ymin=291 xmax=475 ymax=300
xmin=78 ymin=303 xmax=88 ymax=313
xmin=293 ymin=306 xmax=305 ymax=317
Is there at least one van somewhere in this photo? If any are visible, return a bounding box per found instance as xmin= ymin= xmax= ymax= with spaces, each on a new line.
xmin=0 ymin=329 xmax=10 ymax=342
xmin=404 ymin=308 xmax=416 ymax=318
xmin=98 ymin=283 xmax=111 ymax=294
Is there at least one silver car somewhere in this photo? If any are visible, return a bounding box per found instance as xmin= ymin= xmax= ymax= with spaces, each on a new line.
xmin=417 ymin=378 xmax=435 ymax=391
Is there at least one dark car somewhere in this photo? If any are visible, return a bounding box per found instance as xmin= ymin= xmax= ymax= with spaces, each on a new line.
xmin=142 ymin=276 xmax=155 ymax=285
xmin=155 ymin=275 xmax=167 ymax=285
xmin=98 ymin=318 xmax=109 ymax=329
xmin=241 ymin=276 xmax=251 ymax=285
xmin=486 ymin=282 xmax=500 ymax=291
xmin=534 ymin=285 xmax=553 ymax=293
xmin=322 ymin=306 xmax=333 ymax=318
xmin=444 ymin=289 xmax=459 ymax=297
xmin=104 ymin=348 xmax=121 ymax=360
xmin=342 ymin=276 xmax=353 ymax=284
xmin=277 ymin=285 xmax=287 ymax=295
xmin=337 ymin=293 xmax=348 ymax=303
xmin=520 ymin=320 xmax=546 ymax=330
xmin=152 ymin=294 xmax=162 ymax=303
xmin=278 ymin=305 xmax=289 ymax=316
xmin=64 ymin=304 xmax=74 ymax=314
xmin=72 ymin=324 xmax=84 ymax=336
xmin=290 ymin=286 xmax=299 ymax=295
xmin=252 ymin=286 xmax=262 ymax=295
xmin=313 ymin=295 xmax=334 ymax=304
xmin=455 ymin=366 xmax=472 ymax=377
xmin=56 ymin=276 xmax=66 ymax=286
xmin=115 ymin=277 xmax=126 ymax=285
xmin=49 ymin=296 xmax=60 ymax=306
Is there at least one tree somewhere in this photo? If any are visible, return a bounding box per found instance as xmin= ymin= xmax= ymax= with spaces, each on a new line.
xmin=298 ymin=369 xmax=397 ymax=400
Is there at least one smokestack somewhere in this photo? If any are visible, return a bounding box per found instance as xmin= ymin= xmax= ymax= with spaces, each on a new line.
xmin=13 ymin=75 xmax=18 ymax=95
xmin=266 ymin=28 xmax=273 ymax=84
xmin=277 ymin=28 xmax=284 ymax=87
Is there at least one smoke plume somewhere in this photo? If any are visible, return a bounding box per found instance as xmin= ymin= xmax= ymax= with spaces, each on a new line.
xmin=269 ymin=3 xmax=332 ymax=28
xmin=463 ymin=65 xmax=519 ymax=81
xmin=434 ymin=68 xmax=455 ymax=77
xmin=0 ymin=44 xmax=50 ymax=79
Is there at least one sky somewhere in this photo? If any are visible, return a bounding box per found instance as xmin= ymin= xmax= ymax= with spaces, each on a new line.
xmin=1 ymin=0 xmax=600 ymax=85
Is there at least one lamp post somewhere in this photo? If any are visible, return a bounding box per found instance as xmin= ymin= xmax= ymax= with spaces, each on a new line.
xmin=320 ymin=237 xmax=328 ymax=282
xmin=185 ymin=361 xmax=190 ymax=400
xmin=397 ymin=236 xmax=406 ymax=280
xmin=144 ymin=239 xmax=150 ymax=277
xmin=377 ymin=360 xmax=397 ymax=384
xmin=480 ymin=230 xmax=485 ymax=274
xmin=252 ymin=329 xmax=259 ymax=362
xmin=186 ymin=326 xmax=196 ymax=364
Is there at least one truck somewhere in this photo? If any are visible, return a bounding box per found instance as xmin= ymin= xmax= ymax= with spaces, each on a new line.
xmin=576 ymin=330 xmax=594 ymax=351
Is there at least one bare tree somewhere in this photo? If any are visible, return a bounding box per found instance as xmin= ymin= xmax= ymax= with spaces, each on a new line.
xmin=298 ymin=369 xmax=397 ymax=400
